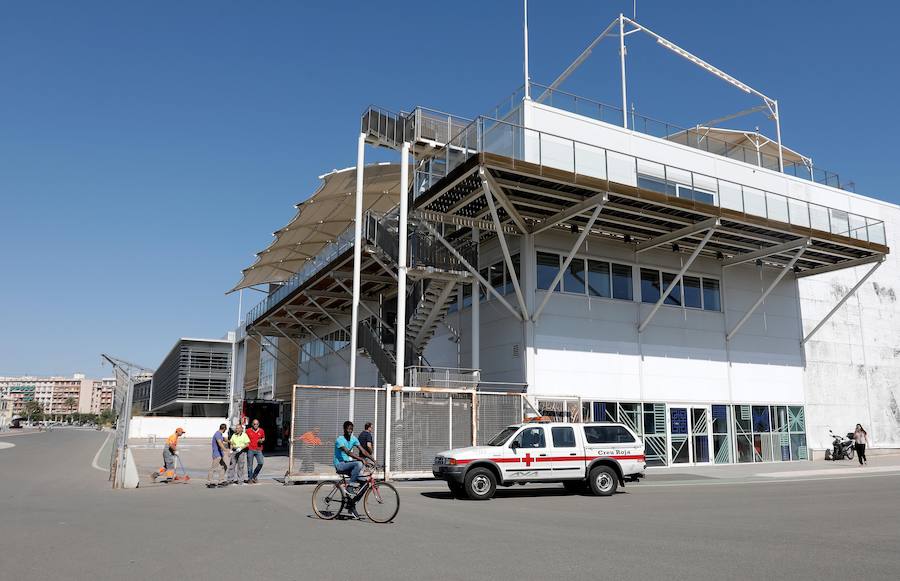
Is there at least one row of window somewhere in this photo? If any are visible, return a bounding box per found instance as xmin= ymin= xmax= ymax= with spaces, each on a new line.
xmin=537 ymin=252 xmax=722 ymax=311
xmin=298 ymin=329 xmax=351 ymax=364
xmin=489 ymin=424 xmax=636 ymax=449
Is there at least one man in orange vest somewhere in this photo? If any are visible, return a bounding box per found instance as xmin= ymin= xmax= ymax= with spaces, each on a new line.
xmin=152 ymin=427 xmax=185 ymax=482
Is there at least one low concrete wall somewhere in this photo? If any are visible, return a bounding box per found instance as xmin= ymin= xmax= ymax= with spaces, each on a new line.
xmin=129 ymin=416 xmax=226 ymax=440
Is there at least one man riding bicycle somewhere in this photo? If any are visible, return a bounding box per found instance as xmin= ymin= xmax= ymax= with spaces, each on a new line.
xmin=333 ymin=420 xmax=374 ymax=517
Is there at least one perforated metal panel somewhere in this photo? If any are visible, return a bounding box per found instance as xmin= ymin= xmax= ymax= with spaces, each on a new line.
xmin=289 ymin=386 xmax=385 ymax=480
xmin=476 ymin=393 xmax=522 ymax=445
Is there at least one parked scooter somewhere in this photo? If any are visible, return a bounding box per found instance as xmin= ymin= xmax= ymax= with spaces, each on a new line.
xmin=824 ymin=430 xmax=855 ymax=461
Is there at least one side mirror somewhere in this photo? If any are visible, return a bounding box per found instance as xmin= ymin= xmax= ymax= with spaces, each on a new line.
xmin=510 ymin=441 xmax=519 ymax=451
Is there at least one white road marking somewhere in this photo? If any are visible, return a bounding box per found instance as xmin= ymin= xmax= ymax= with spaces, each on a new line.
xmin=91 ymin=433 xmax=113 ymax=472
xmin=756 ymin=466 xmax=900 ymax=478
xmin=638 ymin=471 xmax=900 ymax=488
xmin=0 ymin=442 xmax=15 ymax=450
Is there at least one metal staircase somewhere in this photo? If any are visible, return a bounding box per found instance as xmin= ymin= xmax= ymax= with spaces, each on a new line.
xmin=357 ymin=212 xmax=473 ymax=383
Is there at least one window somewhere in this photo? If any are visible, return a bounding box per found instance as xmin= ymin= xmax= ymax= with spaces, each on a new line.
xmin=702 ymin=279 xmax=721 ymax=311
xmin=611 ymin=264 xmax=633 ymax=300
xmin=536 ymin=252 xmax=560 ymax=291
xmin=512 ymin=427 xmax=546 ymax=449
xmin=563 ymin=258 xmax=586 ymax=294
xmin=587 ymin=260 xmax=611 ymax=298
xmin=641 ymin=269 xmax=661 ymax=303
xmin=662 ymin=272 xmax=682 ymax=306
xmin=487 ymin=426 xmax=518 ymax=446
xmin=551 ymin=426 xmax=577 ymax=448
xmin=683 ymin=276 xmax=702 ymax=309
xmin=583 ymin=425 xmax=635 ymax=444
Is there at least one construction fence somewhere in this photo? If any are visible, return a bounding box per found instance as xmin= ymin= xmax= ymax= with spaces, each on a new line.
xmin=287 ymin=385 xmax=537 ymax=481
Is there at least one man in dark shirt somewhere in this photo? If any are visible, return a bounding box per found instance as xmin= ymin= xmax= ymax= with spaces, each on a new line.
xmin=358 ymin=422 xmax=374 ymax=457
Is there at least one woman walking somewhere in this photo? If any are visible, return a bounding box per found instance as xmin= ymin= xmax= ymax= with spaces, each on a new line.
xmin=853 ymin=424 xmax=869 ymax=466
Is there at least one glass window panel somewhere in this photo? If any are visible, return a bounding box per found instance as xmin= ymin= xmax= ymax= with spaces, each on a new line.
xmin=683 ymin=276 xmax=702 ymax=309
xmin=662 ymin=272 xmax=682 ymax=306
xmin=536 ymin=252 xmax=560 ymax=291
xmin=612 ymin=264 xmax=633 ymax=300
xmin=512 ymin=426 xmax=546 ymax=449
xmin=583 ymin=425 xmax=635 ymax=444
xmin=790 ymin=434 xmax=808 ymax=460
xmin=719 ymin=180 xmax=743 ymax=212
xmin=551 ymin=426 xmax=577 ymax=448
xmin=788 ymin=406 xmax=805 ymax=432
xmin=574 ymin=142 xmax=606 ymax=180
xmin=563 ymin=258 xmax=586 ymax=294
xmin=743 ymin=187 xmax=767 ymax=217
xmin=788 ymin=199 xmax=810 ymax=228
xmin=734 ymin=405 xmax=751 ymax=432
xmin=640 ymin=268 xmax=661 ymax=303
xmin=766 ymin=193 xmax=789 ymax=222
xmin=702 ymin=279 xmax=721 ymax=311
xmin=736 ymin=434 xmax=754 ymax=463
xmin=587 ymin=260 xmax=611 ymax=298
xmin=694 ymin=174 xmax=718 ymax=204
xmin=607 ymin=151 xmax=637 ymax=187
xmin=713 ymin=434 xmax=731 ymax=464
xmin=809 ymin=204 xmax=830 ymax=231
xmin=489 ymin=262 xmax=503 ymax=291
xmin=830 ymin=208 xmax=850 ymax=236
xmin=752 ymin=406 xmax=771 ymax=433
xmin=849 ymin=214 xmax=867 ymax=241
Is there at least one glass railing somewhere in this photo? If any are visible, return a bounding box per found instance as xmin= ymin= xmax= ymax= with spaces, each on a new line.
xmin=528 ymin=83 xmax=850 ymax=191
xmin=414 ymin=115 xmax=886 ymax=246
xmin=245 ymin=225 xmax=357 ymax=325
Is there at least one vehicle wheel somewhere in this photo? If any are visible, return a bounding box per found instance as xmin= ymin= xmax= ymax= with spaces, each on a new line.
xmin=588 ymin=466 xmax=618 ymax=497
xmin=311 ymin=481 xmax=344 ymax=520
xmin=846 ymin=448 xmax=855 ymax=460
xmin=464 ymin=467 xmax=497 ymax=500
xmin=448 ymin=481 xmax=466 ymax=498
xmin=364 ymin=482 xmax=400 ymax=523
xmin=563 ymin=480 xmax=586 ymax=494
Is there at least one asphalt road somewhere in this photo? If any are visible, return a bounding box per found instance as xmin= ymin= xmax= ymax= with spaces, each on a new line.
xmin=2 ymin=430 xmax=899 ymax=581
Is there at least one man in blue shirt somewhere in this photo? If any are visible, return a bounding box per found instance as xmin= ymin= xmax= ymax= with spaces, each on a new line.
xmin=333 ymin=420 xmax=373 ymax=489
xmin=207 ymin=423 xmax=229 ymax=488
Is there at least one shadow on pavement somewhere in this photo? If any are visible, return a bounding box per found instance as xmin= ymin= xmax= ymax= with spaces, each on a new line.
xmin=421 ymin=487 xmax=627 ymax=500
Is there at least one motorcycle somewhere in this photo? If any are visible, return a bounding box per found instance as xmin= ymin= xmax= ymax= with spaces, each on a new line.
xmin=824 ymin=430 xmax=855 ymax=461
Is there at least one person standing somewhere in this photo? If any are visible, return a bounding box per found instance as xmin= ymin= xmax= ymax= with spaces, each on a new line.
xmin=854 ymin=424 xmax=869 ymax=466
xmin=207 ymin=424 xmax=229 ymax=488
xmin=152 ymin=427 xmax=185 ymax=482
xmin=359 ymin=422 xmax=374 ymax=457
xmin=246 ymin=419 xmax=266 ymax=484
xmin=229 ymin=424 xmax=250 ymax=484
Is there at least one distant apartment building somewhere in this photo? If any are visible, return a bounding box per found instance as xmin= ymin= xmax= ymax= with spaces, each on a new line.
xmin=132 ymin=379 xmax=151 ymax=415
xmin=0 ymin=374 xmax=118 ymax=417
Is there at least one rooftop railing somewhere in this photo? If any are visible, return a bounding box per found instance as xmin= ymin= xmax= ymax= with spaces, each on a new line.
xmin=414 ymin=115 xmax=886 ymax=246
xmin=489 ymin=83 xmax=852 ymax=191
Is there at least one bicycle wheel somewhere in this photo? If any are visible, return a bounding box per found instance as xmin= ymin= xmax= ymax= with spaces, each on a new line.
xmin=363 ymin=481 xmax=400 ymax=523
xmin=312 ymin=481 xmax=345 ymax=520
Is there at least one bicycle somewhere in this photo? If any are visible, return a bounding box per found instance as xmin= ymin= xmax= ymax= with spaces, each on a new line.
xmin=312 ymin=461 xmax=400 ymax=523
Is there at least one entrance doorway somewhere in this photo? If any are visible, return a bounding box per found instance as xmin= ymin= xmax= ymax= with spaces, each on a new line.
xmin=669 ymin=406 xmax=712 ymax=465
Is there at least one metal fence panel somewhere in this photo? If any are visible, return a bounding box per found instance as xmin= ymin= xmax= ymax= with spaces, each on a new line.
xmin=476 ymin=393 xmax=523 ymax=445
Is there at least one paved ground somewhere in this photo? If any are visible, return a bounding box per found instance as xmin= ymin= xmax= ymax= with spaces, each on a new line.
xmin=2 ymin=429 xmax=899 ymax=581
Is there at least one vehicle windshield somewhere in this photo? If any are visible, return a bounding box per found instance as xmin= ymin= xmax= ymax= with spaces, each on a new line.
xmin=487 ymin=426 xmax=519 ymax=446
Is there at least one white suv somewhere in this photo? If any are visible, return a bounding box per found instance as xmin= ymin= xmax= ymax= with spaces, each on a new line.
xmin=433 ymin=421 xmax=646 ymax=500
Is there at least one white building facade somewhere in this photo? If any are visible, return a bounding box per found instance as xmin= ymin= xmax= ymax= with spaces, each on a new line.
xmin=233 ymin=15 xmax=896 ymax=468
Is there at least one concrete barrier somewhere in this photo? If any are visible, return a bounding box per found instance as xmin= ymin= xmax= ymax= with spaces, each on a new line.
xmin=129 ymin=417 xmax=226 ymax=440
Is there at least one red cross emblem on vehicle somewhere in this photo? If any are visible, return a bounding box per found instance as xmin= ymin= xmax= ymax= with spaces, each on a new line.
xmin=523 ymin=453 xmax=533 ymax=467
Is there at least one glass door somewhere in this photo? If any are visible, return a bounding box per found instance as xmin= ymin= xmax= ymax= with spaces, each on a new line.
xmin=691 ymin=407 xmax=711 ymax=464
xmin=669 ymin=406 xmax=712 ymax=465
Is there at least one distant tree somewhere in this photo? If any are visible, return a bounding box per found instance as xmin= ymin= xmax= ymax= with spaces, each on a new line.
xmin=64 ymin=397 xmax=76 ymax=413
xmin=23 ymin=401 xmax=44 ymax=422
xmin=98 ymin=409 xmax=117 ymax=427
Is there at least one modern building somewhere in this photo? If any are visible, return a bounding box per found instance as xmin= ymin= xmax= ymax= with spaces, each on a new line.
xmin=147 ymin=338 xmax=232 ymax=416
xmin=230 ymin=14 xmax=898 ymax=468
xmin=132 ymin=379 xmax=151 ymax=415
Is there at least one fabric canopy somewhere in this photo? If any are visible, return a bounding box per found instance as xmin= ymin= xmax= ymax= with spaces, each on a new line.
xmin=230 ymin=163 xmax=402 ymax=292
xmin=667 ymin=126 xmax=810 ymax=166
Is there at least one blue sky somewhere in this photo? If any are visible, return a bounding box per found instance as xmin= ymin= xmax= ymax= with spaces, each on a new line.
xmin=1 ymin=1 xmax=897 ymax=377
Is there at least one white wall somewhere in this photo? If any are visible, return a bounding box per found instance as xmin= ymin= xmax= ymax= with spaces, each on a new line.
xmin=129 ymin=416 xmax=226 ymax=439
